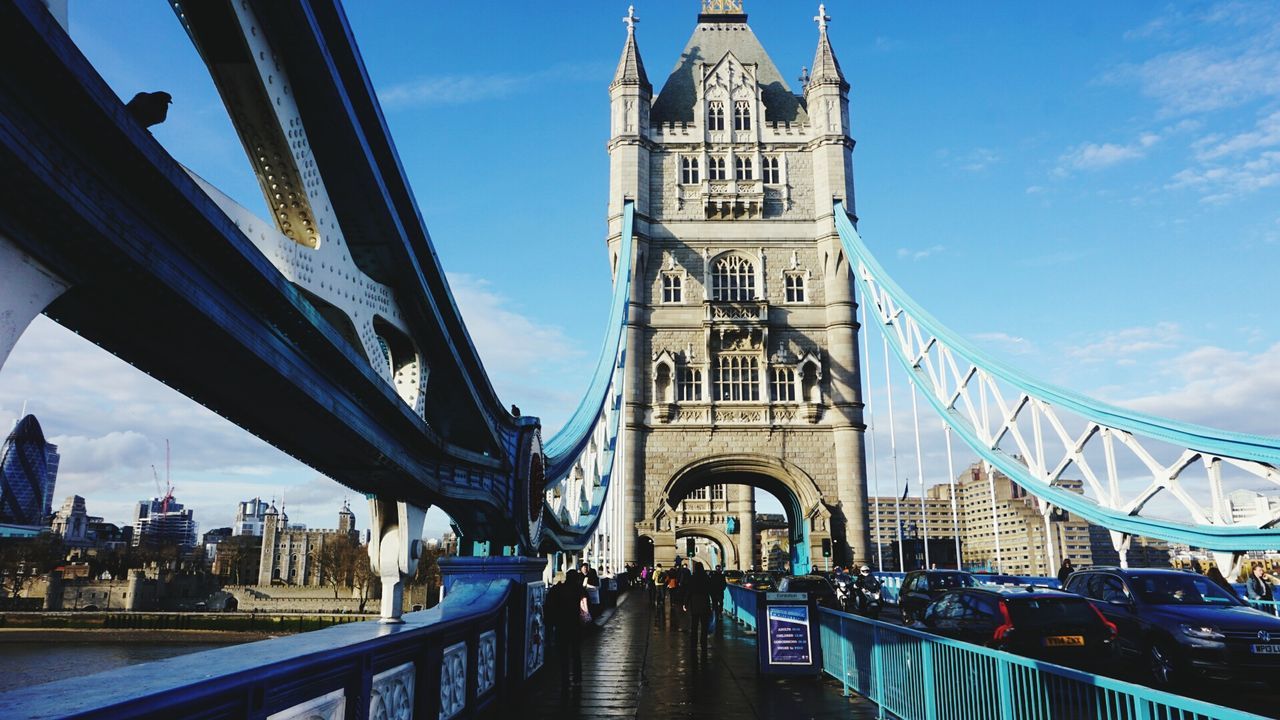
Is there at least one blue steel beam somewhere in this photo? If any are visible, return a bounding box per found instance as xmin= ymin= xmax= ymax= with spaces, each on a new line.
xmin=833 ymin=201 xmax=1280 ymax=551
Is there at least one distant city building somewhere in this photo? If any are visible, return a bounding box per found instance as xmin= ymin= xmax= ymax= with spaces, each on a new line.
xmin=132 ymin=495 xmax=198 ymax=549
xmin=257 ymin=502 xmax=358 ymax=586
xmin=868 ymin=464 xmax=1094 ymax=575
xmin=1227 ymin=489 xmax=1280 ymax=527
xmin=441 ymin=531 xmax=459 ymax=557
xmin=202 ymin=527 xmax=233 ymax=565
xmin=1087 ymin=526 xmax=1171 ymax=568
xmin=50 ymin=494 xmax=96 ymax=547
xmin=0 ymin=414 xmax=60 ymax=528
xmin=233 ymin=498 xmax=271 ymax=537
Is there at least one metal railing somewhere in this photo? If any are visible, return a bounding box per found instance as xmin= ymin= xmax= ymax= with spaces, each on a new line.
xmin=0 ymin=578 xmax=530 ymax=720
xmin=724 ymin=583 xmax=758 ymax=631
xmin=818 ymin=607 xmax=1267 ymax=720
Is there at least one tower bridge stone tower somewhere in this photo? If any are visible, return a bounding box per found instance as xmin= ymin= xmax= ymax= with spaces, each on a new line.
xmin=609 ymin=2 xmax=869 ymax=572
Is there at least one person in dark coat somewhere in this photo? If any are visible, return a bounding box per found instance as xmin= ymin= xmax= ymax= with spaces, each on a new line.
xmin=1247 ymin=564 xmax=1276 ymax=613
xmin=547 ymin=570 xmax=587 ymax=686
xmin=710 ymin=565 xmax=727 ymax=618
xmin=684 ymin=562 xmax=714 ymax=654
xmin=1056 ymin=558 xmax=1074 ymax=586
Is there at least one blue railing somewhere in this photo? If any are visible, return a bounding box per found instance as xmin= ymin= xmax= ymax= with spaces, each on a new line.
xmin=818 ymin=607 xmax=1268 ymax=720
xmin=724 ymin=583 xmax=758 ymax=631
xmin=0 ymin=577 xmax=529 ymax=719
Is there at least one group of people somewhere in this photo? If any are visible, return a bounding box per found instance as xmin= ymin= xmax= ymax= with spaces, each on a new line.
xmin=544 ymin=561 xmax=605 ymax=687
xmin=636 ymin=559 xmax=727 ymax=653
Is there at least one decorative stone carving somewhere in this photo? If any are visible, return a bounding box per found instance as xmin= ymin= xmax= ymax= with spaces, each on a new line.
xmin=369 ymin=662 xmax=414 ymax=720
xmin=438 ymin=643 xmax=466 ymax=720
xmin=477 ymin=630 xmax=497 ymax=696
xmin=268 ymin=688 xmax=345 ymax=720
xmin=525 ymin=581 xmax=546 ymax=677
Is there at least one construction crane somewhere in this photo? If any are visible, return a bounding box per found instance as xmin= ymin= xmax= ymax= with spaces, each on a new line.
xmin=150 ymin=440 xmax=175 ymax=515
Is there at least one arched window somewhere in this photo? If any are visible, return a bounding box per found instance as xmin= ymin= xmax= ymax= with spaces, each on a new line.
xmin=711 ymin=255 xmax=756 ymax=301
xmin=734 ymin=101 xmax=751 ymax=130
xmin=681 ymin=156 xmax=700 ymax=184
xmin=785 ymin=272 xmax=805 ymax=303
xmin=715 ymin=355 xmax=760 ymax=401
xmin=771 ymin=367 xmax=796 ymax=401
xmin=654 ymin=363 xmax=673 ymax=404
xmin=662 ymin=272 xmax=683 ymax=303
xmin=735 ymin=156 xmax=753 ymax=180
xmin=678 ymin=368 xmax=703 ymax=401
xmin=708 ymin=156 xmax=727 ymax=181
xmin=707 ymin=101 xmax=725 ymax=131
xmin=762 ymin=156 xmax=781 ymax=184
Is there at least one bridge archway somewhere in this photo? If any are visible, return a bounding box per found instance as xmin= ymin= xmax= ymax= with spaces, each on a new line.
xmin=674 ymin=524 xmax=740 ymax=570
xmin=650 ymin=453 xmax=833 ymax=574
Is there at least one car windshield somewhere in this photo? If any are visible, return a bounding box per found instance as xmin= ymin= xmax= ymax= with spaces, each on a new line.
xmin=1129 ymin=574 xmax=1242 ymax=606
xmin=744 ymin=574 xmax=772 ymax=584
xmin=1007 ymin=597 xmax=1097 ymax=628
xmin=932 ymin=573 xmax=977 ymax=589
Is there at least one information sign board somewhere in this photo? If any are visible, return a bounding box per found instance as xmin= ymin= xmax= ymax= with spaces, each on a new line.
xmin=766 ymin=604 xmax=811 ymax=665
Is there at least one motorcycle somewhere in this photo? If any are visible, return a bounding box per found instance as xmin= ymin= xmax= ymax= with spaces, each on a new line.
xmin=853 ymin=584 xmax=882 ymax=619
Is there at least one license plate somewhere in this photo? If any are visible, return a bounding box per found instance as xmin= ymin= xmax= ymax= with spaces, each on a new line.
xmin=1251 ymin=644 xmax=1280 ymax=654
xmin=1044 ymin=635 xmax=1085 ymax=647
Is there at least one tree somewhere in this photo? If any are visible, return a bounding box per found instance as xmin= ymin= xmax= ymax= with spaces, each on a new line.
xmin=214 ymin=536 xmax=261 ymax=585
xmin=352 ymin=548 xmax=376 ymax=614
xmin=406 ymin=544 xmax=446 ymax=610
xmin=0 ymin=535 xmax=66 ymax=601
xmin=317 ymin=535 xmax=360 ymax=599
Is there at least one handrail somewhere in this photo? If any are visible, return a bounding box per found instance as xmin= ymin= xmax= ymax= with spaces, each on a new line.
xmin=818 ymin=605 xmax=1267 ymax=720
xmin=833 ymin=201 xmax=1280 ymax=550
xmin=0 ymin=579 xmax=516 ymax=719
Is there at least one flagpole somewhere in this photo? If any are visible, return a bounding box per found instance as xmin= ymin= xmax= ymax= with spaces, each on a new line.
xmin=883 ymin=336 xmax=905 ymax=572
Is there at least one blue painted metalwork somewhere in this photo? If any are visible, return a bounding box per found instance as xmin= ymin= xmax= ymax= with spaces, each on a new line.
xmin=724 ymin=583 xmax=760 ymax=632
xmin=0 ymin=578 xmax=520 ymax=719
xmin=833 ymin=202 xmax=1280 ymax=550
xmin=818 ymin=606 xmax=1267 ymax=720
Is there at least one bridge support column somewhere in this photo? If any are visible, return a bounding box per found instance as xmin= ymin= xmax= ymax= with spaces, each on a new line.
xmin=367 ymin=498 xmax=427 ymax=623
xmin=0 ymin=234 xmax=69 ymax=373
xmin=1211 ymin=550 xmax=1246 ymax=580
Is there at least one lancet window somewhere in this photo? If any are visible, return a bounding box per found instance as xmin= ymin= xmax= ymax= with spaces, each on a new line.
xmin=734 ymin=101 xmax=751 ymax=130
xmin=762 ymin=156 xmax=781 ymax=184
xmin=678 ymin=368 xmax=703 ymax=401
xmin=711 ymin=255 xmax=756 ymax=301
xmin=708 ymin=101 xmax=725 ymax=131
xmin=681 ymin=156 xmax=700 ymax=184
xmin=708 ymin=156 xmax=727 ymax=181
xmin=771 ymin=367 xmax=797 ymax=402
xmin=715 ymin=355 xmax=760 ymax=401
xmin=735 ymin=156 xmax=753 ymax=180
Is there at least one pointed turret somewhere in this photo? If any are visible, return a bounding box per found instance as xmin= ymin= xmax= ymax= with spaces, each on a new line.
xmin=612 ymin=6 xmax=651 ymax=93
xmin=808 ymin=4 xmax=847 ymax=90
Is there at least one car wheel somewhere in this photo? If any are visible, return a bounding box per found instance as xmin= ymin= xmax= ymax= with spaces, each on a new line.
xmin=1148 ymin=641 xmax=1177 ymax=687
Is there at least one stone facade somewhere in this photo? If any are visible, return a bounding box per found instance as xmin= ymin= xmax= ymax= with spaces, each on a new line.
xmin=257 ymin=502 xmax=358 ymax=586
xmin=611 ymin=5 xmax=869 ymax=571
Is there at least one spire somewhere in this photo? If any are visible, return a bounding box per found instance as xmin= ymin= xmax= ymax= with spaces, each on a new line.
xmin=809 ymin=4 xmax=847 ymax=89
xmin=612 ymin=6 xmax=651 ymax=92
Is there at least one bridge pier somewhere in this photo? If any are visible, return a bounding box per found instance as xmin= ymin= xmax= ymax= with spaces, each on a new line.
xmin=367 ymin=498 xmax=427 ymax=623
xmin=0 ymin=234 xmax=68 ymax=372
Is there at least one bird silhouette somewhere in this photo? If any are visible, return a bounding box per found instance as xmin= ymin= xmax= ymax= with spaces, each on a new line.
xmin=511 ymin=405 xmax=521 ymax=418
xmin=125 ymin=91 xmax=172 ymax=128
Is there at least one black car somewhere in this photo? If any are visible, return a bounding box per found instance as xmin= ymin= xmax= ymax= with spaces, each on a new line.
xmin=1064 ymin=568 xmax=1280 ymax=688
xmin=723 ymin=569 xmax=745 ymax=585
xmin=778 ymin=575 xmax=839 ymax=610
xmin=741 ymin=572 xmax=776 ymax=591
xmin=898 ymin=570 xmax=977 ymax=623
xmin=917 ymin=586 xmax=1116 ymax=670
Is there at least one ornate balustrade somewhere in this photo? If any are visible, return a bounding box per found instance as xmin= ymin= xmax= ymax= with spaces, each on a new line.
xmin=0 ymin=558 xmax=547 ymax=720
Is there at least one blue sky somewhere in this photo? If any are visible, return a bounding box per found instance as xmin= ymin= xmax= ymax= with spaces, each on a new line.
xmin=2 ymin=2 xmax=1278 ymax=537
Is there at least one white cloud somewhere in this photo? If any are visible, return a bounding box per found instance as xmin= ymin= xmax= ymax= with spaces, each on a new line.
xmin=1167 ymin=150 xmax=1280 ymax=203
xmin=1067 ymin=322 xmax=1184 ymax=363
xmin=1056 ymin=137 xmax=1154 ymax=174
xmin=896 ymin=245 xmax=945 ymax=262
xmin=378 ymin=63 xmax=607 ymax=108
xmin=972 ymin=332 xmax=1035 ymax=356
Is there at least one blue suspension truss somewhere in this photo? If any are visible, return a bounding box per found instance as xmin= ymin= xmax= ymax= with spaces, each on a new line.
xmin=834 ymin=201 xmax=1280 ymax=552
xmin=539 ymin=202 xmax=634 ymax=550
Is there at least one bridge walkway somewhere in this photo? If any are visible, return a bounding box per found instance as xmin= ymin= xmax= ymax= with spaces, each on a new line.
xmin=489 ymin=589 xmax=877 ymax=720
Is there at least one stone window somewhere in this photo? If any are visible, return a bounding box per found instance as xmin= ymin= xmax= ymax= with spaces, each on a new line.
xmin=711 ymin=255 xmax=755 ymax=301
xmin=662 ymin=272 xmax=683 ymax=303
xmin=763 ymin=156 xmax=781 ymax=184
xmin=771 ymin=367 xmax=796 ymax=402
xmin=708 ymin=101 xmax=725 ymax=131
xmin=735 ymin=156 xmax=753 ymax=180
xmin=715 ymin=355 xmax=760 ymax=401
xmin=678 ymin=368 xmax=702 ymax=401
xmin=681 ymin=156 xmax=700 ymax=184
xmin=708 ymin=156 xmax=727 ymax=181
xmin=690 ymin=487 xmax=709 ymax=500
xmin=734 ymin=101 xmax=751 ymax=131
xmin=711 ymin=484 xmax=725 ymax=500
xmin=785 ymin=272 xmax=806 ymax=303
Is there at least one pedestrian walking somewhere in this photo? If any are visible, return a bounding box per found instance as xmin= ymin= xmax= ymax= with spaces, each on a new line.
xmin=654 ymin=564 xmax=667 ymax=608
xmin=1247 ymin=563 xmax=1276 ymax=613
xmin=546 ymin=569 xmax=588 ymax=688
xmin=685 ymin=561 xmax=713 ymax=654
xmin=710 ymin=564 xmax=726 ymax=618
xmin=581 ymin=562 xmax=601 ymax=618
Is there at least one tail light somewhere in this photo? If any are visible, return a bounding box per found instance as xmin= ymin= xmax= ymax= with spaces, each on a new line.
xmin=992 ymin=599 xmax=1015 ymax=643
xmin=1087 ymin=601 xmax=1118 ymax=641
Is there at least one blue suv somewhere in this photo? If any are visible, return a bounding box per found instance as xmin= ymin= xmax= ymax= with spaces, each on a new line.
xmin=1064 ymin=567 xmax=1280 ymax=688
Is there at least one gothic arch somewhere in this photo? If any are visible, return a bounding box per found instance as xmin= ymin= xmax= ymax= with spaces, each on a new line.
xmin=674 ymin=524 xmax=740 ymax=569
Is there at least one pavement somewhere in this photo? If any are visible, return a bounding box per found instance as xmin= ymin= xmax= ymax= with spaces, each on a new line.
xmin=489 ymin=589 xmax=879 ymax=720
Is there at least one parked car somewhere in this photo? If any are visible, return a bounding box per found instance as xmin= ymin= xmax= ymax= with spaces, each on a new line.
xmin=741 ymin=572 xmax=777 ymax=591
xmin=1064 ymin=567 xmax=1280 ymax=688
xmin=778 ymin=575 xmax=839 ymax=610
xmin=898 ymin=570 xmax=977 ymax=623
xmin=917 ymin=586 xmax=1116 ymax=670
